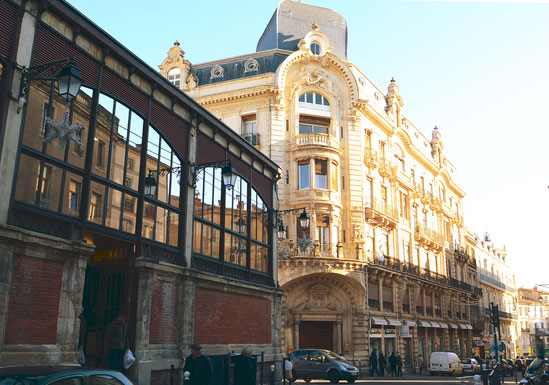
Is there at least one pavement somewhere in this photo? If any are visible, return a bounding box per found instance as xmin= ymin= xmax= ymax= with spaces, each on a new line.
xmin=290 ymin=373 xmax=522 ymax=384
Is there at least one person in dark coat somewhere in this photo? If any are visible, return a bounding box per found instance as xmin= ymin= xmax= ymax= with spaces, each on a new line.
xmin=233 ymin=347 xmax=256 ymax=385
xmin=379 ymin=352 xmax=387 ymax=376
xmin=183 ymin=344 xmax=213 ymax=385
xmin=105 ymin=314 xmax=128 ymax=371
xmin=396 ymin=352 xmax=403 ymax=376
xmin=369 ymin=348 xmax=380 ymax=376
xmin=388 ymin=352 xmax=397 ymax=377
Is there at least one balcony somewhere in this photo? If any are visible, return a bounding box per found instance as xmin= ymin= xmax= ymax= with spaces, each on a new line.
xmin=278 ymin=241 xmax=346 ymax=259
xmin=427 ymin=192 xmax=443 ymax=212
xmin=295 ymin=133 xmax=340 ymax=151
xmin=368 ymin=299 xmax=380 ymax=310
xmin=364 ymin=148 xmax=378 ymax=169
xmin=415 ymin=223 xmax=444 ymax=251
xmin=365 ymin=197 xmax=398 ymax=229
xmin=402 ymin=304 xmax=410 ymax=313
xmin=242 ymin=132 xmax=260 ymax=146
xmin=378 ymin=158 xmax=393 ymax=178
xmin=383 ymin=301 xmax=394 ymax=312
xmin=479 ymin=272 xmax=511 ymax=290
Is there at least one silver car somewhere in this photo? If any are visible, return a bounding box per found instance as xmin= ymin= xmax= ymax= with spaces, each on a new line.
xmin=289 ymin=349 xmax=359 ymax=383
xmin=462 ymin=358 xmax=481 ymax=374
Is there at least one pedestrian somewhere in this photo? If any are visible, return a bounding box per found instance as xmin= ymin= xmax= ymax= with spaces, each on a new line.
xmin=417 ymin=354 xmax=425 ymax=375
xmin=388 ymin=352 xmax=397 ymax=377
xmin=369 ymin=348 xmax=380 ymax=376
xmin=233 ymin=347 xmax=256 ymax=385
xmin=379 ymin=352 xmax=387 ymax=376
xmin=396 ymin=352 xmax=403 ymax=376
xmin=183 ymin=344 xmax=213 ymax=385
xmin=104 ymin=314 xmax=128 ymax=371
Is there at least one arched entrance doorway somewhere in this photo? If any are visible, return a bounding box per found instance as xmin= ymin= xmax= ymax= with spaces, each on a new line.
xmin=281 ymin=273 xmax=367 ymax=359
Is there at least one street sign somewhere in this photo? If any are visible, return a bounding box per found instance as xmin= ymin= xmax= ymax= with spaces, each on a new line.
xmin=434 ymin=343 xmax=439 ymax=349
xmin=490 ymin=345 xmax=503 ymax=351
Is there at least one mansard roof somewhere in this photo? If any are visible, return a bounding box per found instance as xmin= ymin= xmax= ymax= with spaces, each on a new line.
xmin=256 ymin=0 xmax=348 ymax=59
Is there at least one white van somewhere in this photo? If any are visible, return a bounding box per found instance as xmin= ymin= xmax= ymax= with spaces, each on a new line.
xmin=429 ymin=352 xmax=463 ymax=376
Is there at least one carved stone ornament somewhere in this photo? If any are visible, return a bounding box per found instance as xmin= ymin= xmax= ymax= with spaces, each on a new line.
xmin=43 ymin=105 xmax=84 ymax=152
xmin=307 ymin=284 xmax=337 ymax=311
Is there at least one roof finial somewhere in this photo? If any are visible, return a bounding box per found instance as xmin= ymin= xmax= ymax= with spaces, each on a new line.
xmin=174 ymin=40 xmax=180 ymax=47
xmin=312 ymin=22 xmax=320 ymax=31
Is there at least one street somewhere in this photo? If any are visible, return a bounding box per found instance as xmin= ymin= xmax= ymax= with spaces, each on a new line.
xmin=290 ymin=374 xmax=522 ymax=384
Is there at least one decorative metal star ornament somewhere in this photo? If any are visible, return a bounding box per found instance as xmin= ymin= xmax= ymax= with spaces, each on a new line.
xmin=43 ymin=105 xmax=84 ymax=152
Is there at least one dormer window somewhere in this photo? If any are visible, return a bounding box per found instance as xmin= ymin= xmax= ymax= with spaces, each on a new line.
xmin=168 ymin=68 xmax=181 ymax=87
xmin=311 ymin=42 xmax=321 ymax=55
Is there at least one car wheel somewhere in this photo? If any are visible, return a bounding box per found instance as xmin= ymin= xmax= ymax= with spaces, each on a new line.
xmin=291 ymin=369 xmax=298 ymax=381
xmin=328 ymin=369 xmax=340 ymax=384
xmin=347 ymin=379 xmax=356 ymax=384
xmin=304 ymin=379 xmax=311 ymax=383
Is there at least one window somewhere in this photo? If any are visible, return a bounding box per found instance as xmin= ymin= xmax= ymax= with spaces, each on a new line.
xmin=40 ymin=165 xmax=52 ymax=200
xmin=127 ymin=158 xmax=134 ymax=171
xmin=316 ymin=224 xmax=329 ymax=250
xmin=241 ymin=114 xmax=259 ymax=146
xmin=299 ymin=161 xmax=310 ymax=189
xmin=168 ymin=68 xmax=181 ymax=87
xmin=41 ymin=103 xmax=54 ymax=136
xmin=299 ymin=92 xmax=330 ymax=106
xmin=123 ymin=195 xmax=135 ymax=211
xmin=50 ymin=377 xmax=83 ymax=385
xmin=69 ymin=180 xmax=81 ymax=212
xmin=315 ymin=159 xmax=327 ymax=189
xmin=88 ymin=192 xmax=102 ymax=222
xmin=96 ymin=140 xmax=105 ymax=167
xmin=143 ymin=224 xmax=154 ymax=239
xmin=90 ymin=374 xmax=125 ymax=385
xmin=310 ymin=42 xmax=321 ymax=55
xmin=299 ymin=115 xmax=329 ymax=134
xmin=122 ymin=219 xmax=133 ymax=233
xmin=124 ymin=177 xmax=132 ymax=189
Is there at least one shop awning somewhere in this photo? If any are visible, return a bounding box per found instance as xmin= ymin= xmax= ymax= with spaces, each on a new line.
xmin=449 ymin=323 xmax=459 ymax=328
xmin=371 ymin=316 xmax=388 ymax=325
xmin=385 ymin=317 xmax=402 ymax=326
xmin=430 ymin=321 xmax=441 ymax=328
xmin=438 ymin=322 xmax=449 ymax=328
xmin=404 ymin=320 xmax=417 ymax=327
xmin=418 ymin=320 xmax=431 ymax=327
xmin=458 ymin=324 xmax=468 ymax=329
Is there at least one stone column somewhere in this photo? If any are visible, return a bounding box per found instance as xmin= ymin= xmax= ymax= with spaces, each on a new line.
xmin=378 ymin=277 xmax=384 ymax=312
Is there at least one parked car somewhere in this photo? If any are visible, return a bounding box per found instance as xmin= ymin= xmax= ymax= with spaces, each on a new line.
xmin=429 ymin=352 xmax=463 ymax=376
xmin=462 ymin=358 xmax=481 ymax=374
xmin=502 ymin=359 xmax=515 ymax=376
xmin=289 ymin=349 xmax=359 ymax=383
xmin=0 ymin=365 xmax=133 ymax=385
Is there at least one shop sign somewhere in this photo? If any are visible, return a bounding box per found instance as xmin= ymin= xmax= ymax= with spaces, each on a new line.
xmin=369 ymin=329 xmax=382 ymax=338
xmin=384 ymin=329 xmax=397 ymax=338
xmin=473 ymin=340 xmax=483 ymax=346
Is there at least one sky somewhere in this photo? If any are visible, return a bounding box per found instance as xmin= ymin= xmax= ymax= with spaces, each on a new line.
xmin=66 ymin=0 xmax=549 ymax=287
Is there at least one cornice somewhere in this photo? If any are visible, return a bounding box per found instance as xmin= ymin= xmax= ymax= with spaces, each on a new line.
xmin=196 ymin=85 xmax=280 ymax=106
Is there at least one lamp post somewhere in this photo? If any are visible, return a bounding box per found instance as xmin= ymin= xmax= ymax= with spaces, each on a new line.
xmin=275 ymin=207 xmax=310 ymax=240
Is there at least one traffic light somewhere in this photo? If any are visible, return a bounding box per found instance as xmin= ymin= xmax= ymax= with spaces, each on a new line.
xmin=489 ymin=302 xmax=500 ymax=328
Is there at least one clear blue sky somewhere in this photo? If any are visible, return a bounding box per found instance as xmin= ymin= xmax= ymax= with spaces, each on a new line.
xmin=67 ymin=0 xmax=549 ymax=287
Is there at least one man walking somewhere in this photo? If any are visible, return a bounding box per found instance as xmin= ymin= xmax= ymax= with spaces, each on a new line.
xmin=105 ymin=314 xmax=128 ymax=371
xmin=388 ymin=352 xmax=397 ymax=377
xmin=396 ymin=352 xmax=403 ymax=376
xmin=369 ymin=348 xmax=380 ymax=376
xmin=183 ymin=344 xmax=213 ymax=385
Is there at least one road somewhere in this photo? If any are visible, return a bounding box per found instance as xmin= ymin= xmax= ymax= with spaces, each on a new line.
xmin=289 ymin=374 xmax=522 ymax=384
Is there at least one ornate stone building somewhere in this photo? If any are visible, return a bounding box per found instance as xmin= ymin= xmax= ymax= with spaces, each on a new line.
xmin=160 ymin=0 xmax=481 ymax=370
xmin=517 ymin=287 xmax=549 ymax=357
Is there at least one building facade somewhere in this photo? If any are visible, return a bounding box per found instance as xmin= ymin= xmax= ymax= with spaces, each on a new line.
xmin=517 ymin=287 xmax=549 ymax=358
xmin=160 ymin=0 xmax=482 ymax=370
xmin=469 ymin=234 xmax=518 ymax=359
xmin=0 ymin=1 xmax=283 ymax=384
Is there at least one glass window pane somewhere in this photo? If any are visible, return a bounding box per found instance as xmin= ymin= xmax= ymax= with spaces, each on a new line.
xmin=111 ymin=102 xmax=129 ymax=185
xmin=155 ymin=205 xmax=167 ymax=243
xmin=88 ymin=181 xmax=106 ymax=225
xmin=128 ymin=111 xmax=143 ymax=176
xmin=63 ymin=173 xmax=83 ymax=217
xmin=299 ymin=163 xmax=310 ymax=189
xmin=203 ymin=167 xmax=214 ymax=222
xmin=106 ymin=188 xmax=123 ymax=231
xmin=68 ymin=86 xmax=94 ymax=169
xmin=22 ymin=80 xmax=52 ymax=152
xmin=306 ymin=93 xmax=313 ymax=103
xmin=212 ymin=168 xmax=222 ymax=225
xmin=315 ymin=93 xmax=322 ymax=105
xmin=170 ymin=157 xmax=181 ymax=207
xmin=15 ymin=155 xmax=61 ymax=212
xmin=226 ymin=233 xmax=247 ymax=267
xmin=168 ymin=211 xmax=179 ymax=247
xmin=122 ymin=192 xmax=138 ymax=233
xmin=194 ymin=170 xmax=204 ymax=218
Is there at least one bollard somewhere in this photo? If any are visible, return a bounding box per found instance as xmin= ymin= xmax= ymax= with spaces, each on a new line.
xmin=270 ymin=364 xmax=275 ymax=385
xmin=474 ymin=374 xmax=482 ymax=385
xmin=183 ymin=371 xmax=190 ymax=385
xmin=359 ymin=359 xmax=361 ymax=378
xmin=170 ymin=364 xmax=174 ymax=385
xmin=482 ymin=365 xmax=489 ymax=385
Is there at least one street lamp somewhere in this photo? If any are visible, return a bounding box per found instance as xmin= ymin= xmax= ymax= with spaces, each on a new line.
xmin=18 ymin=57 xmax=83 ymax=113
xmin=275 ymin=207 xmax=310 ymax=239
xmin=299 ymin=208 xmax=310 ymax=229
xmin=235 ymin=218 xmax=247 ymax=234
xmin=144 ymin=159 xmax=237 ymax=197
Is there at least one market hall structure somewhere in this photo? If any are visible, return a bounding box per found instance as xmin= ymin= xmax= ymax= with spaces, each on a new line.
xmin=159 ymin=0 xmax=482 ymax=371
xmin=0 ymin=0 xmax=283 ymax=384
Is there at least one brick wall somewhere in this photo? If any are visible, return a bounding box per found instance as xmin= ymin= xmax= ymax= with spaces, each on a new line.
xmin=149 ymin=280 xmax=178 ymax=344
xmin=4 ymin=256 xmax=63 ymax=344
xmin=194 ymin=288 xmax=271 ymax=344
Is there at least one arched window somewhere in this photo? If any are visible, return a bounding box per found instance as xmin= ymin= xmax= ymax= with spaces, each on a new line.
xmin=299 ymin=92 xmax=330 ymax=107
xmin=310 ymin=42 xmax=321 ymax=55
